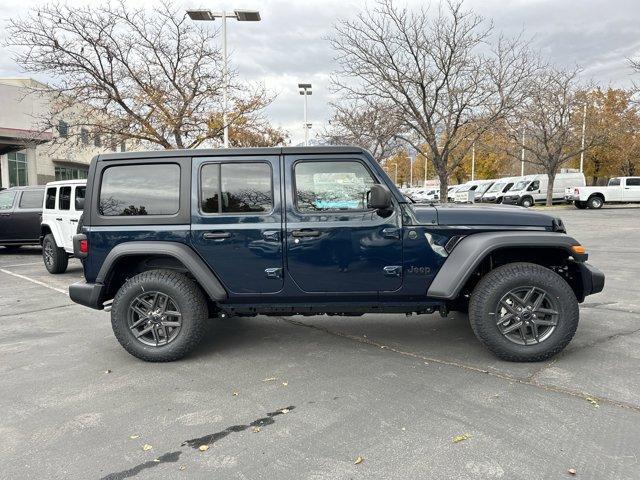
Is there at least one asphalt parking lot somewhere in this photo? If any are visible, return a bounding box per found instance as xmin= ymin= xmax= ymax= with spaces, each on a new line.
xmin=1 ymin=206 xmax=639 ymax=479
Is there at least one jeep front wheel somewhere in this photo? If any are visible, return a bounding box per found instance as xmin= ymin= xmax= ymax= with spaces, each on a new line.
xmin=111 ymin=269 xmax=208 ymax=362
xmin=468 ymin=262 xmax=579 ymax=362
xmin=42 ymin=234 xmax=68 ymax=274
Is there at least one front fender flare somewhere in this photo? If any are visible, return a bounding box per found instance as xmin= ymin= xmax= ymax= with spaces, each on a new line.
xmin=96 ymin=241 xmax=227 ymax=301
xmin=427 ymin=231 xmax=581 ymax=300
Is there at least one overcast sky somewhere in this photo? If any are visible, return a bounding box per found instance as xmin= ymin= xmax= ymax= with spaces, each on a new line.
xmin=2 ymin=0 xmax=640 ymax=145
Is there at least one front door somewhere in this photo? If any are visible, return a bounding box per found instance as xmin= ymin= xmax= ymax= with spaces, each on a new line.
xmin=12 ymin=189 xmax=43 ymax=241
xmin=284 ymin=155 xmax=403 ymax=294
xmin=191 ymin=156 xmax=284 ymax=295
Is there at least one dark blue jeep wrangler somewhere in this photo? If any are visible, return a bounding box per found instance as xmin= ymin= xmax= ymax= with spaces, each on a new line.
xmin=69 ymin=146 xmax=604 ymax=362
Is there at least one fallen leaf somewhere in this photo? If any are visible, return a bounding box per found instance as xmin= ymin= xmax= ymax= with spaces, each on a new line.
xmin=129 ymin=434 xmax=140 ymax=439
xmin=281 ymin=408 xmax=290 ymax=414
xmin=452 ymin=433 xmax=471 ymax=443
xmin=282 ymin=382 xmax=288 ymax=387
xmin=252 ymin=427 xmax=261 ymax=433
xmin=568 ymin=468 xmax=577 ymax=475
xmin=354 ymin=456 xmax=364 ymax=465
xmin=153 ymin=458 xmax=160 ymax=463
xmin=232 ymin=391 xmax=239 ymax=396
xmin=142 ymin=444 xmax=153 ymax=451
xmin=401 ymin=427 xmax=406 ymax=431
xmin=585 ymin=396 xmax=600 ymax=408
xmin=105 ymin=369 xmax=112 ymax=374
xmin=179 ymin=465 xmax=186 ymax=471
xmin=198 ymin=445 xmax=209 ymax=452
xmin=262 ymin=377 xmax=277 ymax=382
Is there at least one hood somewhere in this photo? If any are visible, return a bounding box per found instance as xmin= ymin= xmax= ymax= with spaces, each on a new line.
xmin=410 ymin=203 xmax=561 ymax=229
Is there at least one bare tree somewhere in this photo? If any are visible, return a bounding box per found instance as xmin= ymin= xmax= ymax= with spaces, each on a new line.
xmin=323 ymin=99 xmax=403 ymax=163
xmin=6 ymin=1 xmax=283 ymax=150
xmin=330 ymin=0 xmax=537 ymax=199
xmin=508 ymin=67 xmax=597 ymax=206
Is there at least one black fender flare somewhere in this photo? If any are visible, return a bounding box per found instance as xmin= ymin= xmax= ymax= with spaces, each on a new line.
xmin=96 ymin=241 xmax=227 ymax=301
xmin=427 ymin=231 xmax=582 ymax=300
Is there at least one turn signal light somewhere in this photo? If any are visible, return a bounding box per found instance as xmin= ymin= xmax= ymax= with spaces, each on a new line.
xmin=79 ymin=239 xmax=89 ymax=254
xmin=574 ymin=188 xmax=580 ymax=195
xmin=571 ymin=245 xmax=586 ymax=255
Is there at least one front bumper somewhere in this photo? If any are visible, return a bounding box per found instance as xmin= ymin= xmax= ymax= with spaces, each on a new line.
xmin=69 ymin=281 xmax=105 ymax=310
xmin=502 ymin=195 xmax=520 ymax=205
xmin=577 ymin=262 xmax=605 ymax=300
xmin=480 ymin=196 xmax=498 ymax=203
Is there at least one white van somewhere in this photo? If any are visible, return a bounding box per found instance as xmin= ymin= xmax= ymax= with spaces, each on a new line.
xmin=479 ymin=176 xmax=523 ymax=204
xmin=454 ymin=180 xmax=495 ymax=203
xmin=502 ymin=173 xmax=585 ymax=207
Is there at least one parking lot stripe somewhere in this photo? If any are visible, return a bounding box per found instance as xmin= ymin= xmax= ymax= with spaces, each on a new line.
xmin=0 ymin=268 xmax=68 ymax=295
xmin=0 ymin=262 xmax=45 ymax=268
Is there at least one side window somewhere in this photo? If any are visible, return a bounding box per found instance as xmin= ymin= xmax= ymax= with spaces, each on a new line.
xmin=608 ymin=178 xmax=621 ymax=186
xmin=75 ymin=186 xmax=86 ymax=210
xmin=528 ymin=181 xmax=540 ymax=191
xmin=45 ymin=188 xmax=56 ymax=209
xmin=19 ymin=190 xmax=44 ymax=209
xmin=99 ymin=163 xmax=180 ymax=216
xmin=200 ymin=162 xmax=273 ymax=214
xmin=59 ymin=186 xmax=71 ymax=210
xmin=503 ymin=183 xmax=513 ymax=192
xmin=626 ymin=178 xmax=640 ymax=186
xmin=294 ymin=161 xmax=376 ymax=213
xmin=0 ymin=191 xmax=16 ymax=210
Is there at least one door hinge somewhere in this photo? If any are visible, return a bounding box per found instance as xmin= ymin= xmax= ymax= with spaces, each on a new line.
xmin=265 ymin=267 xmax=282 ymax=279
xmin=383 ymin=265 xmax=402 ymax=277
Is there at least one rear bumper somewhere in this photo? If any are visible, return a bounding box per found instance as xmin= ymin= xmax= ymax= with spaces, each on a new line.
xmin=578 ymin=262 xmax=605 ymax=299
xmin=69 ymin=281 xmax=105 ymax=310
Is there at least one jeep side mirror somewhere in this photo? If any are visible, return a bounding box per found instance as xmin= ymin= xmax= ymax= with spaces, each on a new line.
xmin=367 ymin=184 xmax=392 ymax=211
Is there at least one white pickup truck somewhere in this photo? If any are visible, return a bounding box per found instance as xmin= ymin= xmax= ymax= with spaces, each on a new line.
xmin=565 ymin=176 xmax=640 ymax=209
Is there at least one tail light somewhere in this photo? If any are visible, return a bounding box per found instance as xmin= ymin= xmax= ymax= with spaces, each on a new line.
xmin=79 ymin=239 xmax=89 ymax=254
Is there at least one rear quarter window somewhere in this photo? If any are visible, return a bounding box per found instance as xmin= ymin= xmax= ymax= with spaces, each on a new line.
xmin=19 ymin=190 xmax=44 ymax=209
xmin=99 ymin=163 xmax=180 ymax=216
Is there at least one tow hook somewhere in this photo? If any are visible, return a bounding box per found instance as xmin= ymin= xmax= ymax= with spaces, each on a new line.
xmin=439 ymin=304 xmax=449 ymax=318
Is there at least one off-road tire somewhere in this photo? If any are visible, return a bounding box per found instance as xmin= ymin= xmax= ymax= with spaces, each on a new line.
xmin=587 ymin=195 xmax=604 ymax=209
xmin=42 ymin=234 xmax=68 ymax=274
xmin=574 ymin=201 xmax=587 ymax=209
xmin=519 ymin=196 xmax=534 ymax=208
xmin=469 ymin=262 xmax=579 ymax=362
xmin=111 ymin=269 xmax=208 ymax=362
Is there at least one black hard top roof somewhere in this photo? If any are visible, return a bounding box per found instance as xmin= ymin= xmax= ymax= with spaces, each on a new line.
xmin=96 ymin=145 xmax=367 ymax=162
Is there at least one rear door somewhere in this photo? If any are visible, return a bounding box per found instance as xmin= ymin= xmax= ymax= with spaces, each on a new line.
xmin=12 ymin=189 xmax=43 ymax=241
xmin=0 ymin=190 xmax=17 ymax=242
xmin=191 ymin=156 xmax=283 ymax=294
xmin=283 ymin=154 xmax=403 ymax=294
xmin=623 ymin=178 xmax=640 ymax=201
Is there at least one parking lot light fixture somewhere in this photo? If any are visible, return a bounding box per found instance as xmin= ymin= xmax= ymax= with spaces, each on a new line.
xmin=186 ymin=8 xmax=261 ymax=148
xmin=298 ymin=83 xmax=312 ymax=146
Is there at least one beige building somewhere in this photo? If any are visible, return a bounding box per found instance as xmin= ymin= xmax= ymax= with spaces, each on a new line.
xmin=0 ymin=78 xmax=122 ymax=188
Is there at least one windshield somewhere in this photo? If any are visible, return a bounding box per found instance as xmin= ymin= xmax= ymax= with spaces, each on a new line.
xmin=458 ymin=184 xmax=471 ymax=192
xmin=487 ymin=182 xmax=505 ymax=193
xmin=476 ymin=183 xmax=493 ymax=194
xmin=511 ymin=181 xmax=528 ymax=191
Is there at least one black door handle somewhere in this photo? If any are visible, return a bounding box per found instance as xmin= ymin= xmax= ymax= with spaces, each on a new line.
xmin=70 ymin=219 xmax=78 ymax=223
xmin=56 ymin=217 xmax=62 ymax=221
xmin=203 ymin=232 xmax=231 ymax=240
xmin=291 ymin=229 xmax=321 ymax=238
xmin=0 ymin=213 xmax=10 ymax=217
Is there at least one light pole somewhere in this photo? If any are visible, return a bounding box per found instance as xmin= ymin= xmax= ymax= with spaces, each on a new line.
xmin=298 ymin=84 xmax=312 ymax=146
xmin=186 ymin=9 xmax=261 ymax=148
xmin=520 ymin=129 xmax=525 ymax=176
xmin=579 ymin=103 xmax=587 ymax=173
xmin=471 ymin=142 xmax=476 ymax=181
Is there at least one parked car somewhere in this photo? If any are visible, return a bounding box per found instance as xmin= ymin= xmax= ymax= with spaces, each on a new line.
xmin=503 ymin=173 xmax=586 ymax=207
xmin=565 ymin=176 xmax=640 ymax=209
xmin=446 ymin=185 xmax=461 ymax=202
xmin=454 ymin=180 xmax=495 ymax=203
xmin=0 ymin=186 xmax=45 ymax=249
xmin=40 ymin=179 xmax=86 ymax=273
xmin=479 ymin=177 xmax=522 ymax=204
xmin=69 ymin=146 xmax=603 ymax=363
xmin=409 ymin=187 xmax=439 ymax=203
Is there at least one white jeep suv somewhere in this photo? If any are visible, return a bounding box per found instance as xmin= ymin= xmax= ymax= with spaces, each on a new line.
xmin=41 ymin=179 xmax=86 ymax=273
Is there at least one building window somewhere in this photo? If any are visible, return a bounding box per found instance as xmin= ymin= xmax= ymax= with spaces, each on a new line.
xmin=8 ymin=152 xmax=28 ymax=187
xmin=55 ymin=166 xmax=88 ymax=181
xmin=94 ymin=133 xmax=102 ymax=147
xmin=58 ymin=120 xmax=69 ymax=138
xmin=80 ymin=128 xmax=89 ymax=146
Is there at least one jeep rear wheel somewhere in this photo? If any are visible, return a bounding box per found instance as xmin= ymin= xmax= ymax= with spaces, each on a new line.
xmin=468 ymin=262 xmax=579 ymax=362
xmin=111 ymin=269 xmax=208 ymax=362
xmin=42 ymin=234 xmax=68 ymax=274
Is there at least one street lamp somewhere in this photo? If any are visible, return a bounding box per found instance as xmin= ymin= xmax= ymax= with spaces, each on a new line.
xmin=186 ymin=8 xmax=261 ymax=148
xmin=298 ymin=83 xmax=312 ymax=146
